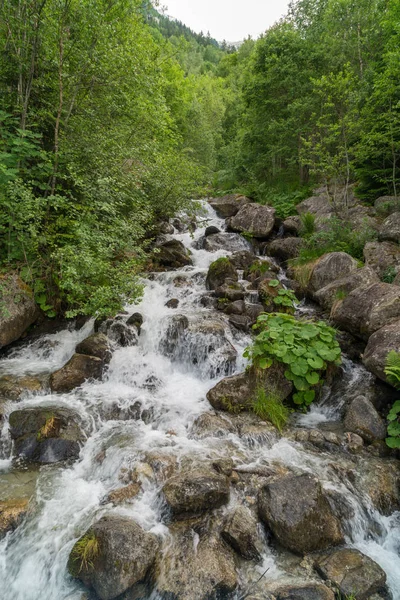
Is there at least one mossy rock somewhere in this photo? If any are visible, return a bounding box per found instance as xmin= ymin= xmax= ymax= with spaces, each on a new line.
xmin=206 ymin=257 xmax=238 ymax=291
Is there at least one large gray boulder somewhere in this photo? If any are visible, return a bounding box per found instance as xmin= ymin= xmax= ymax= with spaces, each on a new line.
xmin=9 ymin=406 xmax=82 ymax=463
xmin=229 ymin=203 xmax=276 ymax=239
xmin=155 ymin=239 xmax=192 ymax=269
xmin=363 ymin=319 xmax=400 ymax=382
xmin=162 ymin=467 xmax=230 ymax=518
xmin=206 ymin=257 xmax=238 ymax=290
xmin=331 ymin=282 xmax=400 ymax=339
xmin=221 ymin=505 xmax=261 ymax=560
xmin=379 ymin=212 xmax=400 ymax=244
xmin=203 ymin=232 xmax=251 ymax=253
xmin=75 ymin=333 xmax=112 ymax=363
xmin=344 ymin=395 xmax=386 ymax=443
xmin=50 ymin=353 xmax=104 ymax=393
xmin=0 ymin=274 xmax=40 ymax=349
xmin=315 ymin=266 xmax=379 ymax=311
xmin=68 ymin=515 xmax=159 ymax=600
xmin=268 ymin=237 xmax=304 ymax=262
xmin=282 ymin=215 xmax=302 ymax=235
xmin=364 ymin=241 xmax=400 ymax=278
xmin=208 ymin=194 xmax=250 ymax=218
xmin=315 ymin=548 xmax=388 ymax=599
xmin=258 ymin=474 xmax=343 ymax=554
xmin=155 ymin=522 xmax=237 ymax=599
xmin=308 ymin=252 xmax=358 ymax=295
xmin=296 ymin=194 xmax=333 ymax=219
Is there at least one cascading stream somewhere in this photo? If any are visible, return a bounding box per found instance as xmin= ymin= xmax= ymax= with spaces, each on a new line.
xmin=0 ymin=201 xmax=399 ymax=599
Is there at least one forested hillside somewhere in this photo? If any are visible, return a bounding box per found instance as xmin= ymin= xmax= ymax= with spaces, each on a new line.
xmin=1 ymin=0 xmax=399 ymax=319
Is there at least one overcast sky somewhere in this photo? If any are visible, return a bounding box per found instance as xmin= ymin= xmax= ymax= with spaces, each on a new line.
xmin=162 ymin=0 xmax=291 ymax=42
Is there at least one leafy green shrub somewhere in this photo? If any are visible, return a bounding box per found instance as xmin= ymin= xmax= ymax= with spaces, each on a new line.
xmin=382 ymin=266 xmax=397 ymax=283
xmin=386 ymin=401 xmax=400 ymax=449
xmin=244 ymin=313 xmax=341 ymax=408
xmin=297 ymin=216 xmax=377 ymax=261
xmin=383 ymin=351 xmax=400 ymax=448
xmin=252 ymin=386 xmax=289 ymax=431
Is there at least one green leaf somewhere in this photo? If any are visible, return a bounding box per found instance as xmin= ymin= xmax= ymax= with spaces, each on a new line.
xmin=306 ymin=371 xmax=320 ymax=385
xmin=268 ymin=279 xmax=280 ymax=287
xmin=307 ymin=356 xmax=324 ymax=369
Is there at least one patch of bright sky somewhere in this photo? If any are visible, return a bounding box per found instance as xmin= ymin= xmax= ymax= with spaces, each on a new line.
xmin=161 ymin=0 xmax=291 ymax=42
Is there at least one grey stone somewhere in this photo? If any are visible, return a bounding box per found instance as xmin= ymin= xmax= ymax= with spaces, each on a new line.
xmin=344 ymin=395 xmax=386 ymax=443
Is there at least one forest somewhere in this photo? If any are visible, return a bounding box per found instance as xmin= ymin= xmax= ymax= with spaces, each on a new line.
xmin=0 ymin=0 xmax=399 ymax=318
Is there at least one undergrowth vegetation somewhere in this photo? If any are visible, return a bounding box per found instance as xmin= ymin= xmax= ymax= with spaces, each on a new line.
xmin=244 ymin=313 xmax=342 ymax=409
xmin=384 ymin=351 xmax=400 ymax=448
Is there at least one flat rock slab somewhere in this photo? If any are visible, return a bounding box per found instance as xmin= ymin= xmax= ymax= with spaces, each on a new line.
xmin=162 ymin=467 xmax=230 ymax=518
xmin=315 ymin=547 xmax=387 ymax=599
xmin=258 ymin=473 xmax=343 ymax=554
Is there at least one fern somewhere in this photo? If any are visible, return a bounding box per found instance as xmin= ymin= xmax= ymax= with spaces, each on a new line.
xmin=384 ymin=350 xmax=400 ymax=389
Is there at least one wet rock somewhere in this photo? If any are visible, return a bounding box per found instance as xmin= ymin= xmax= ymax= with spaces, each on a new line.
xmin=165 ymin=298 xmax=179 ymax=309
xmin=126 ymin=312 xmax=143 ymax=332
xmin=315 ymin=547 xmax=387 ymax=599
xmin=76 ymin=333 xmax=112 ymax=363
xmin=104 ymin=483 xmax=141 ymax=506
xmin=258 ymin=474 xmax=343 ymax=554
xmin=145 ymin=451 xmax=177 ymax=482
xmin=160 ymin=314 xmax=189 ymax=356
xmin=107 ymin=320 xmax=138 ymax=346
xmin=315 ymin=266 xmax=380 ymax=311
xmin=162 ymin=467 xmax=230 ymax=518
xmin=0 ymin=374 xmax=45 ymax=401
xmin=155 ymin=521 xmax=237 ymax=599
xmin=206 ymin=257 xmax=238 ymax=290
xmin=50 ymin=353 xmax=104 ymax=392
xmin=204 ymin=225 xmax=220 ymax=236
xmin=244 ymin=302 xmax=265 ymax=325
xmin=9 ymin=406 xmax=82 ymax=463
xmin=375 ymin=196 xmax=400 ymax=216
xmin=379 ymin=212 xmax=400 ymax=244
xmin=207 ymin=364 xmax=292 ymax=414
xmin=224 ymin=300 xmax=246 ymax=315
xmin=0 ymin=274 xmax=40 ymax=349
xmin=209 ymin=193 xmax=250 ymax=218
xmin=155 ymin=239 xmax=192 ymax=269
xmin=221 ymin=505 xmax=261 ymax=560
xmin=282 ymin=215 xmax=302 ymax=235
xmin=268 ymin=237 xmax=304 ymax=262
xmin=296 ymin=194 xmax=333 ymax=219
xmin=243 ymin=259 xmax=279 ymax=283
xmin=344 ymin=395 xmax=386 ymax=443
xmin=229 ymin=250 xmax=258 ymax=270
xmin=229 ymin=203 xmax=276 ymax=239
xmin=331 ymin=282 xmax=400 ymax=339
xmin=215 ymin=282 xmax=245 ymax=302
xmin=0 ymin=498 xmax=29 ymax=539
xmin=308 ymin=252 xmax=358 ymax=295
xmin=203 ymin=232 xmax=251 ymax=253
xmin=274 ymin=584 xmax=335 ymax=600
xmin=191 ymin=412 xmax=236 ymax=438
xmin=364 ymin=241 xmax=400 ymax=278
xmin=158 ymin=221 xmax=174 ymax=235
xmin=68 ymin=515 xmax=160 ymax=600
xmin=229 ymin=314 xmax=252 ymax=332
xmin=345 ymin=432 xmax=364 ymax=454
xmin=361 ymin=460 xmax=400 ymax=515
xmin=363 ymin=319 xmax=400 ymax=382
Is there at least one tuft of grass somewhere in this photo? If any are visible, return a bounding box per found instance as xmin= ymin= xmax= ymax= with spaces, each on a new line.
xmin=300 ymin=211 xmax=316 ymax=236
xmin=335 ymin=289 xmax=348 ymax=301
xmin=382 ymin=265 xmax=397 ymax=283
xmin=252 ymin=387 xmax=289 ymax=432
xmin=71 ymin=532 xmax=99 ymax=573
xmin=37 ymin=416 xmax=60 ymax=441
xmin=289 ymin=257 xmax=319 ymax=291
